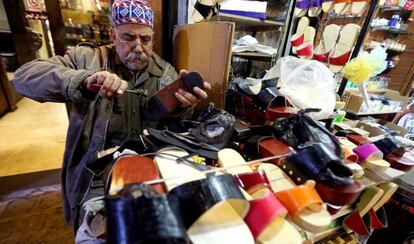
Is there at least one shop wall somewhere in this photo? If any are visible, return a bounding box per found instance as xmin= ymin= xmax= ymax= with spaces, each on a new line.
xmin=394 ymin=11 xmax=414 ymax=95
xmin=373 ymin=11 xmax=414 ymax=95
xmin=148 ymin=0 xmax=163 ymax=56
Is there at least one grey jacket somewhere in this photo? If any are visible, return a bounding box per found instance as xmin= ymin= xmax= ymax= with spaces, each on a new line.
xmin=13 ymin=43 xmax=179 ymax=225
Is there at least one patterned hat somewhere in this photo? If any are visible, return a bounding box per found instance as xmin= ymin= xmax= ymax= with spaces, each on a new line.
xmin=112 ymin=0 xmax=154 ymax=28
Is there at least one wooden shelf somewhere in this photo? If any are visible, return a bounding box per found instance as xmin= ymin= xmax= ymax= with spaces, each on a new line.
xmin=346 ymin=110 xmax=403 ymax=116
xmin=364 ymin=45 xmax=405 ymax=53
xmin=328 ymin=12 xmax=364 ymax=19
xmin=211 ymin=13 xmax=284 ymax=28
xmin=378 ymin=5 xmax=412 ymax=13
xmin=344 ymin=88 xmax=396 ymax=93
xmin=232 ymin=51 xmax=276 ymax=61
xmin=371 ymin=26 xmax=412 ymax=35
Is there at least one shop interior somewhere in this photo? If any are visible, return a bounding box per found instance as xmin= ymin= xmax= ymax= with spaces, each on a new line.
xmin=0 ymin=0 xmax=414 ymax=243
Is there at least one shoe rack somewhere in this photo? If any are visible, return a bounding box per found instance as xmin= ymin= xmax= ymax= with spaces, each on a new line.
xmin=363 ymin=4 xmax=413 ymax=95
xmin=210 ymin=0 xmax=297 ymax=78
xmin=282 ymin=0 xmax=380 ymax=96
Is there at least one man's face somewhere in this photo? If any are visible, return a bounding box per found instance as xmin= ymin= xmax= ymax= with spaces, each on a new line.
xmin=111 ymin=24 xmax=154 ymax=71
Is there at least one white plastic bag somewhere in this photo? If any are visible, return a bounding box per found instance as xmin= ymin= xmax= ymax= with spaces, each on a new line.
xmin=264 ymin=56 xmax=336 ymax=120
xmin=232 ymin=35 xmax=277 ymax=55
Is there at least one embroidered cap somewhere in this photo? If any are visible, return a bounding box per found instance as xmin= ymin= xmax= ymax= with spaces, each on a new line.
xmin=112 ymin=0 xmax=154 ymax=28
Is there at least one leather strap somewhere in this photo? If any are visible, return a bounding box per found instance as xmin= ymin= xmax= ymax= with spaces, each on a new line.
xmin=106 ymin=184 xmax=191 ymax=244
xmin=289 ymin=147 xmax=329 ymax=179
xmin=252 ymin=87 xmax=285 ymax=111
xmin=291 ymin=33 xmax=304 ymax=47
xmin=313 ymin=51 xmax=330 ymax=63
xmin=352 ymin=144 xmax=383 ymax=162
xmin=296 ymin=0 xmax=311 ymax=9
xmin=259 ymin=138 xmax=292 ymax=165
xmin=245 ymin=189 xmax=288 ymax=239
xmin=315 ymin=180 xmax=362 ymax=206
xmin=168 ymin=174 xmax=248 ymax=228
xmin=344 ymin=147 xmax=359 ymax=162
xmin=243 ymin=135 xmax=275 ymax=161
xmin=334 ymin=0 xmax=352 ymax=3
xmin=109 ymin=155 xmax=164 ymax=195
xmin=338 ymin=137 xmax=357 ymax=149
xmin=194 ymin=1 xmax=214 ymax=18
xmin=280 ymin=157 xmax=312 ymax=185
xmin=234 ymin=170 xmax=271 ymax=194
xmin=275 ymin=184 xmax=322 ymax=217
xmin=369 ymin=207 xmax=388 ymax=229
xmin=296 ymin=43 xmax=313 ymax=57
xmin=385 ymin=150 xmax=414 ymax=172
xmin=373 ymin=137 xmax=405 ymax=158
xmin=344 ymin=211 xmax=372 ymax=235
xmin=347 ymin=133 xmax=370 ymax=145
xmin=329 ymin=51 xmax=352 ymax=66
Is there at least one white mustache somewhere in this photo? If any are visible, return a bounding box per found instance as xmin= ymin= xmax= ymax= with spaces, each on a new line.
xmin=126 ymin=52 xmax=148 ymax=63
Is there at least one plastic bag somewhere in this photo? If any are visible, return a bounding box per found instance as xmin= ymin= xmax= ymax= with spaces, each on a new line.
xmin=273 ymin=108 xmax=343 ymax=158
xmin=187 ymin=103 xmax=236 ymax=146
xmin=263 ymin=56 xmax=336 ymax=120
xmin=232 ymin=35 xmax=277 ymax=55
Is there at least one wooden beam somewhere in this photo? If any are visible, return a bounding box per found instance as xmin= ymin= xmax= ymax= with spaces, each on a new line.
xmin=44 ymin=0 xmax=66 ymax=56
xmin=3 ymin=0 xmax=37 ymax=65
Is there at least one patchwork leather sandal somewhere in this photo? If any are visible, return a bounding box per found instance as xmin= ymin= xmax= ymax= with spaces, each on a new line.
xmin=192 ymin=0 xmax=220 ymax=23
xmin=353 ymin=143 xmax=391 ymax=172
xmin=241 ymin=135 xmax=292 ymax=165
xmin=233 ymin=85 xmax=297 ymax=124
xmin=154 ymin=147 xmax=207 ymax=191
xmin=108 ymin=155 xmax=164 ymax=195
xmin=289 ymin=143 xmax=354 ymax=186
xmin=280 ymin=145 xmax=362 ymax=205
xmin=343 ymin=183 xmax=395 ymax=235
xmin=169 ymin=174 xmax=254 ymax=244
xmin=245 ymin=188 xmax=303 ymax=243
xmin=234 ymin=171 xmax=272 ymax=195
xmin=106 ymin=184 xmax=191 ymax=244
xmin=373 ymin=137 xmax=406 ymax=158
xmin=385 ymin=150 xmax=414 ymax=172
xmin=258 ymin=163 xmax=332 ymax=233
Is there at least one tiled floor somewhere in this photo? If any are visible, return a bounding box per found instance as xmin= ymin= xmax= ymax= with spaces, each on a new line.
xmin=0 ymin=97 xmax=68 ymax=177
xmin=0 ymin=97 xmax=73 ymax=242
xmin=0 ymin=185 xmax=74 ymax=243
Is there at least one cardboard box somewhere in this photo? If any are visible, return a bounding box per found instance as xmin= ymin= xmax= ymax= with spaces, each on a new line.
xmin=173 ymin=22 xmax=235 ymax=111
xmin=334 ymin=120 xmax=386 ymax=141
xmin=376 ymin=119 xmax=409 ymax=136
xmin=343 ymin=91 xmax=408 ymax=115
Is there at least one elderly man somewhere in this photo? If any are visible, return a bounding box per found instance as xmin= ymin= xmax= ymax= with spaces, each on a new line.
xmin=13 ymin=0 xmax=211 ymax=234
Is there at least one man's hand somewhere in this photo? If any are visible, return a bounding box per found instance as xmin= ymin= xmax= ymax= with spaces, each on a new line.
xmin=84 ymin=71 xmax=128 ymax=98
xmin=175 ymin=69 xmax=212 ymax=108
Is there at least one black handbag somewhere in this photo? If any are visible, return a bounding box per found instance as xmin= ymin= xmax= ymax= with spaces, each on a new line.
xmin=272 ymin=108 xmax=343 ymax=158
